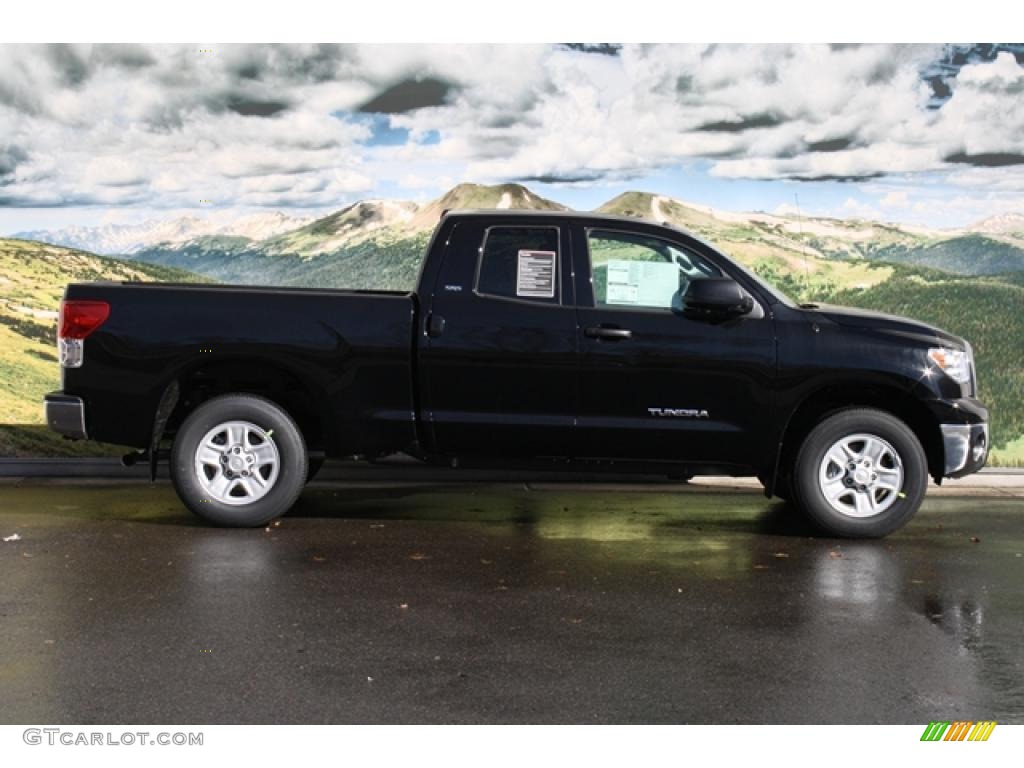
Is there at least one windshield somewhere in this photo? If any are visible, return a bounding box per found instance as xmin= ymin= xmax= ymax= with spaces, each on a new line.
xmin=721 ymin=251 xmax=799 ymax=309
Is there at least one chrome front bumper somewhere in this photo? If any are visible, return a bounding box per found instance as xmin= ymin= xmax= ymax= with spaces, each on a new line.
xmin=941 ymin=422 xmax=989 ymax=478
xmin=44 ymin=392 xmax=88 ymax=440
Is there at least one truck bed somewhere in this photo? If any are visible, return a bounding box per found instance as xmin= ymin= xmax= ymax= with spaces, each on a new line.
xmin=62 ymin=281 xmax=419 ymax=456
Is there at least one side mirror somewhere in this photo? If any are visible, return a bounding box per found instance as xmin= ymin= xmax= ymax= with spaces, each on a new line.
xmin=682 ymin=277 xmax=754 ymax=317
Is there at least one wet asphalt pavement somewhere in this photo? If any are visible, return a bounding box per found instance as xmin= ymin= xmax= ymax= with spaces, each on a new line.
xmin=0 ymin=480 xmax=1022 ymax=724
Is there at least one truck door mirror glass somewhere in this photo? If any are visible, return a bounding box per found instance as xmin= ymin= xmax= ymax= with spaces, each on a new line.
xmin=682 ymin=277 xmax=754 ymax=317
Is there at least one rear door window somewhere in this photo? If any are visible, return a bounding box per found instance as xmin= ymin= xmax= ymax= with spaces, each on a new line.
xmin=476 ymin=226 xmax=561 ymax=304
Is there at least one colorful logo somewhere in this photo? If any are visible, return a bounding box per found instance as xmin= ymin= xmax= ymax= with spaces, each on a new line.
xmin=920 ymin=721 xmax=996 ymax=741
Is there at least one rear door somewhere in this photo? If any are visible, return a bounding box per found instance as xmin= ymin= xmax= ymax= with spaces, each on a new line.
xmin=571 ymin=222 xmax=777 ymax=468
xmin=419 ymin=216 xmax=578 ymax=458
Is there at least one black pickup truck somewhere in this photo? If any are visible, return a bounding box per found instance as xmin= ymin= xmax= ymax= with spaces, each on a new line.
xmin=45 ymin=210 xmax=989 ymax=536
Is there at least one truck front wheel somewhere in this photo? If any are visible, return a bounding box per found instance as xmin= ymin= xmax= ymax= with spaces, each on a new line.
xmin=171 ymin=394 xmax=308 ymax=527
xmin=792 ymin=408 xmax=927 ymax=538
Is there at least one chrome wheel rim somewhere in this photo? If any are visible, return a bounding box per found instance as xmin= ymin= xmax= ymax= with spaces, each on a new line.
xmin=818 ymin=433 xmax=904 ymax=518
xmin=194 ymin=420 xmax=279 ymax=505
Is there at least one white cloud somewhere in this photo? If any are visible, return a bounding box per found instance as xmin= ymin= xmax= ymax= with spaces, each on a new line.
xmin=841 ymin=197 xmax=883 ymax=220
xmin=907 ymin=193 xmax=1024 ymax=228
xmin=880 ymin=190 xmax=910 ymax=209
xmin=820 ymin=180 xmax=1024 ymax=229
xmin=0 ymin=43 xmax=1023 ymax=216
xmin=772 ymin=202 xmax=801 ymax=216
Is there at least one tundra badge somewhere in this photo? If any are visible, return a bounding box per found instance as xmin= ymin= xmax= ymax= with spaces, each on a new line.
xmin=648 ymin=407 xmax=710 ymax=419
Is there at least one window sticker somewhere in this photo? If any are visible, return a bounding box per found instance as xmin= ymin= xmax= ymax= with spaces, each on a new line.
xmin=605 ymin=259 xmax=679 ymax=308
xmin=516 ymin=250 xmax=557 ymax=298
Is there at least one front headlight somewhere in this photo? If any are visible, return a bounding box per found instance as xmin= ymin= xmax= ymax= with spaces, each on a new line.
xmin=927 ymin=346 xmax=972 ymax=385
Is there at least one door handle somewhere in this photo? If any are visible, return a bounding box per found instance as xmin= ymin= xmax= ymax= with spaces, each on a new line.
xmin=585 ymin=326 xmax=633 ymax=340
xmin=426 ymin=313 xmax=446 ymax=338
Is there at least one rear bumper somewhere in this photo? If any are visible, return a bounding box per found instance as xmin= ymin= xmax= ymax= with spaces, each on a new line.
xmin=44 ymin=392 xmax=88 ymax=440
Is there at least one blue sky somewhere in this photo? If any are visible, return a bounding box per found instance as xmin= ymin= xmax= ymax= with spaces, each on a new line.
xmin=2 ymin=43 xmax=1023 ymax=233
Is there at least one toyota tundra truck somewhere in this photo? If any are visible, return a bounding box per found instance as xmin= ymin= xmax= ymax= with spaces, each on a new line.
xmin=44 ymin=210 xmax=990 ymax=537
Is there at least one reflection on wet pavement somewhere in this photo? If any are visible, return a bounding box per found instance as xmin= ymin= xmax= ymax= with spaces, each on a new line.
xmin=0 ymin=482 xmax=1021 ymax=724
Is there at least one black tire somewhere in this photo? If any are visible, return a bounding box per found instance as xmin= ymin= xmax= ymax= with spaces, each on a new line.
xmin=792 ymin=408 xmax=927 ymax=538
xmin=170 ymin=394 xmax=307 ymax=527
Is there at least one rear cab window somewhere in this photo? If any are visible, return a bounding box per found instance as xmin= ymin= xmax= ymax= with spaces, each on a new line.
xmin=475 ymin=226 xmax=561 ymax=304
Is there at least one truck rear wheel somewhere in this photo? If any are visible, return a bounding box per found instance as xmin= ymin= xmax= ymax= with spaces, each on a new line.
xmin=792 ymin=408 xmax=927 ymax=538
xmin=171 ymin=394 xmax=307 ymax=527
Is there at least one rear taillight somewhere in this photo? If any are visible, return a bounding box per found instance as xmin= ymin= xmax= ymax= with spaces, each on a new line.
xmin=59 ymin=300 xmax=110 ymax=339
xmin=58 ymin=300 xmax=109 ymax=368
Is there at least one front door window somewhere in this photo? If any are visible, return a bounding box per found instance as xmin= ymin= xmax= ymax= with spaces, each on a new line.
xmin=587 ymin=229 xmax=722 ymax=312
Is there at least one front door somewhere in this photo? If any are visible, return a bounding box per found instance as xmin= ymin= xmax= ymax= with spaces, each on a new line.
xmin=420 ymin=216 xmax=578 ymax=458
xmin=572 ymin=224 xmax=777 ymax=469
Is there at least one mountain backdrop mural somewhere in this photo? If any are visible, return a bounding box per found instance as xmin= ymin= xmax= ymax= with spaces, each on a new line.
xmin=3 ymin=182 xmax=1023 ymax=463
xmin=2 ymin=44 xmax=1023 ymax=461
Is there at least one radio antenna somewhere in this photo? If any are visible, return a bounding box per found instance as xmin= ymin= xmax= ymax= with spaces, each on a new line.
xmin=795 ymin=192 xmax=809 ymax=300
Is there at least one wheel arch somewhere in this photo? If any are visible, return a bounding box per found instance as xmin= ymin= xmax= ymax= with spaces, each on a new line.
xmin=154 ymin=356 xmax=330 ymax=458
xmin=772 ymin=383 xmax=944 ymax=494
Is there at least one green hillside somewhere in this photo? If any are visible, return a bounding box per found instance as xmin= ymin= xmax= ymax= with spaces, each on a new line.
xmin=0 ymin=238 xmax=210 ymax=456
xmin=821 ymin=270 xmax=1024 ymax=464
xmin=135 ymin=233 xmax=430 ymax=291
xmin=872 ymin=234 xmax=1024 ymax=275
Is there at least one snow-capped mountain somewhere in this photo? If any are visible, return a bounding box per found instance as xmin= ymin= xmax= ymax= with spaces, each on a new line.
xmin=968 ymin=212 xmax=1024 ymax=235
xmin=14 ymin=211 xmax=314 ymax=255
xmin=13 ymin=184 xmax=1024 ymax=281
xmin=217 ymin=212 xmax=317 ymax=241
xmin=261 ymin=200 xmax=419 ymax=257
